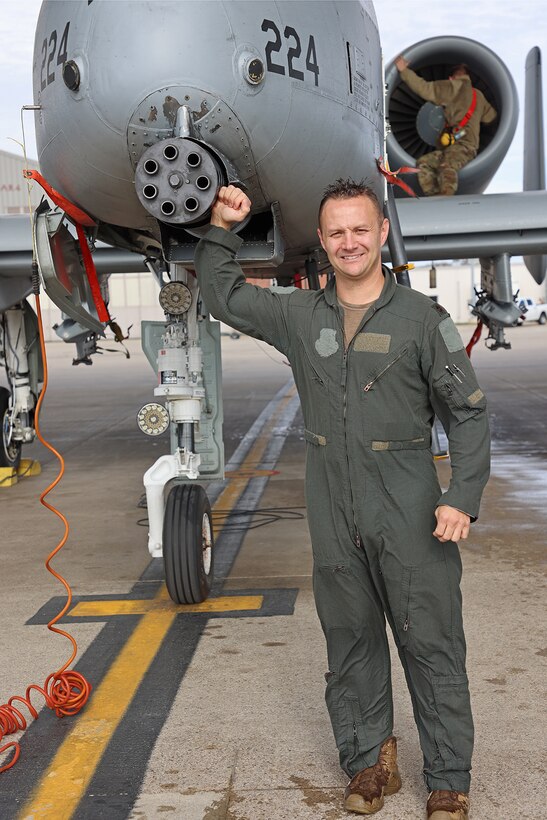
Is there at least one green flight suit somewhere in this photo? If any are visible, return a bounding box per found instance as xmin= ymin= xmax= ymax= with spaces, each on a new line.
xmin=194 ymin=227 xmax=490 ymax=792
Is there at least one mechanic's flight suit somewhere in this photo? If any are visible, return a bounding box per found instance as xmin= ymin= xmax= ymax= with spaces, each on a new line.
xmin=399 ymin=68 xmax=497 ymax=195
xmin=195 ymin=227 xmax=490 ymax=793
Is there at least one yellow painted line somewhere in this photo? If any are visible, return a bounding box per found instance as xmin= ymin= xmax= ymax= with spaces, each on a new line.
xmin=19 ymin=381 xmax=296 ymax=820
xmin=225 ymin=468 xmax=279 ymax=478
xmin=70 ymin=595 xmax=264 ymax=617
xmin=20 ymin=588 xmax=176 ymax=820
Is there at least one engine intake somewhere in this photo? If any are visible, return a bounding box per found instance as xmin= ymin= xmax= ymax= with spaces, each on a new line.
xmin=385 ymin=36 xmax=518 ymax=196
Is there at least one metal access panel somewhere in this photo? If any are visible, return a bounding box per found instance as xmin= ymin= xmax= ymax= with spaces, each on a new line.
xmin=34 ymin=204 xmax=105 ymax=334
xmin=141 ymin=317 xmax=224 ymax=481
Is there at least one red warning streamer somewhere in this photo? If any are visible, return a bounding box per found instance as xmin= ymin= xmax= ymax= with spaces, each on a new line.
xmin=23 ymin=169 xmax=110 ymax=324
xmin=377 ymin=157 xmax=420 ymax=197
xmin=466 ymin=320 xmax=484 ymax=358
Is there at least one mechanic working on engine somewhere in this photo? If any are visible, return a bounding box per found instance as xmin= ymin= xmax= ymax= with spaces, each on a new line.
xmin=194 ymin=180 xmax=490 ymax=820
xmin=395 ymin=56 xmax=497 ymax=196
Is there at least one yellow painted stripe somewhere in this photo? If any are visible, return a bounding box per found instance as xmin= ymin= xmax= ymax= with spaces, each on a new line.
xmin=19 ymin=381 xmax=295 ymax=819
xmin=20 ymin=592 xmax=176 ymax=820
xmin=70 ymin=595 xmax=263 ymax=617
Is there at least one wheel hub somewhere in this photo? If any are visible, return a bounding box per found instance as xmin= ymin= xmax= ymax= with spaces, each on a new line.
xmin=202 ymin=512 xmax=213 ymax=576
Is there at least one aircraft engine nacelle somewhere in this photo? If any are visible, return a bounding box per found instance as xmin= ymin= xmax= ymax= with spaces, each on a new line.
xmin=385 ymin=36 xmax=519 ymax=196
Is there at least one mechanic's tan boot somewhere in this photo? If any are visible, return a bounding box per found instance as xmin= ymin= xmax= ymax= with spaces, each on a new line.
xmin=344 ymin=736 xmax=402 ymax=815
xmin=426 ymin=789 xmax=470 ymax=819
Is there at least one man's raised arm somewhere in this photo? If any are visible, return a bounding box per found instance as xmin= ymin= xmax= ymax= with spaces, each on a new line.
xmin=194 ymin=186 xmax=291 ymax=355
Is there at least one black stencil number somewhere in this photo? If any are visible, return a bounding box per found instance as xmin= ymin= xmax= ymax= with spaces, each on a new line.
xmin=40 ymin=38 xmax=47 ymax=91
xmin=306 ymin=35 xmax=319 ymax=86
xmin=262 ymin=19 xmax=319 ymax=86
xmin=284 ymin=26 xmax=304 ymax=81
xmin=262 ymin=19 xmax=285 ymax=75
xmin=46 ymin=30 xmax=57 ymax=85
xmin=57 ymin=22 xmax=70 ymax=65
xmin=39 ymin=21 xmax=71 ymax=90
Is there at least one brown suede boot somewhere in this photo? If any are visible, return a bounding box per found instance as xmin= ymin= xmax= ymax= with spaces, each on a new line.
xmin=427 ymin=790 xmax=470 ymax=819
xmin=344 ymin=736 xmax=402 ymax=815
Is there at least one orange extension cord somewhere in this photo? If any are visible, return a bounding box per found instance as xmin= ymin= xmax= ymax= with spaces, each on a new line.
xmin=0 ymin=284 xmax=92 ymax=774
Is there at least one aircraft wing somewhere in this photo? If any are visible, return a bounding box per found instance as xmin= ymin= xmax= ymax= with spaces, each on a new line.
xmin=0 ymin=214 xmax=149 ymax=312
xmin=383 ymin=190 xmax=547 ymax=274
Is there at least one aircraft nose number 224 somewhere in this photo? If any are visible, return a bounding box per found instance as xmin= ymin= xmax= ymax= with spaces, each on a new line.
xmin=39 ymin=17 xmax=320 ymax=93
xmin=261 ymin=19 xmax=320 ymax=86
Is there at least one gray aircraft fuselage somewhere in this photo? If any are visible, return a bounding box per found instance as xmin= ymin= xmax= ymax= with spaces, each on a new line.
xmin=33 ymin=0 xmax=384 ymax=260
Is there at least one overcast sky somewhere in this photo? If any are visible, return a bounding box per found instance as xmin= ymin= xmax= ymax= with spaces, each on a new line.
xmin=0 ymin=0 xmax=545 ymax=193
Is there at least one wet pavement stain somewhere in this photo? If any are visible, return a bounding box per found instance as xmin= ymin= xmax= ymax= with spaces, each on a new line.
xmin=263 ymin=641 xmax=287 ymax=647
xmin=202 ymin=794 xmax=231 ymax=819
xmin=289 ymin=776 xmax=345 ymax=817
xmin=485 ymin=676 xmax=507 ymax=685
xmin=225 ymin=791 xmax=247 ymax=819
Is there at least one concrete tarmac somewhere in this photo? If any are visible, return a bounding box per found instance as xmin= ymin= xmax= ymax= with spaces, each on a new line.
xmin=0 ymin=323 xmax=545 ymax=819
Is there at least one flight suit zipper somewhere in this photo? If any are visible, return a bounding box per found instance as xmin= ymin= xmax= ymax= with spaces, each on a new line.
xmin=363 ymin=346 xmax=408 ymax=392
xmin=341 ymin=344 xmax=361 ymax=548
xmin=298 ymin=335 xmax=325 ymax=385
xmin=401 ymin=569 xmax=412 ymax=640
xmin=339 ymin=304 xmax=379 ymax=550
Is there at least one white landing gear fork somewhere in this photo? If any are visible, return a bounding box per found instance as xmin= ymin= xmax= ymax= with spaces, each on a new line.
xmin=138 ymin=265 xmax=215 ymax=604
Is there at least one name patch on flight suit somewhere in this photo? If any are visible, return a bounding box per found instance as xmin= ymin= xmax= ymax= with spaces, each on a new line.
xmin=438 ymin=316 xmax=464 ymax=352
xmin=353 ymin=332 xmax=391 ymax=354
xmin=315 ymin=328 xmax=339 ymax=357
xmin=467 ymin=388 xmax=484 ymax=405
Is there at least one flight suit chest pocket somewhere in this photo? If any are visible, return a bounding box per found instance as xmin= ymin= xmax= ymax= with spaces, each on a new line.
xmin=359 ymin=345 xmax=419 ymax=440
xmin=361 ymin=344 xmax=409 ymax=394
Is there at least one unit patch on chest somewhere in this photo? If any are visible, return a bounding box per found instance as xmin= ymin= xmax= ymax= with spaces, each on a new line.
xmin=353 ymin=332 xmax=391 ymax=354
xmin=315 ymin=328 xmax=339 ymax=357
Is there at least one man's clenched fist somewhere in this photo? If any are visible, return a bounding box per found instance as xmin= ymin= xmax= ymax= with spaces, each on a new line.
xmin=210 ymin=185 xmax=251 ymax=231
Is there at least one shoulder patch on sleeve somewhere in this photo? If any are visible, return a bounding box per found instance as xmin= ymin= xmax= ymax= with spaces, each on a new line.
xmin=438 ymin=316 xmax=464 ymax=352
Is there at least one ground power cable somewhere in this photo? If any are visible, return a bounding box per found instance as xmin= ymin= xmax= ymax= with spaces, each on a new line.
xmin=0 ymin=129 xmax=92 ymax=773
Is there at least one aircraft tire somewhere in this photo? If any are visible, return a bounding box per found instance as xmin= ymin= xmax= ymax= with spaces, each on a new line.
xmin=163 ymin=483 xmax=214 ymax=604
xmin=0 ymin=386 xmax=22 ymax=469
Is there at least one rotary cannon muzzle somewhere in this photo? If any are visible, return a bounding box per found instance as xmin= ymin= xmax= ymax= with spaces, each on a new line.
xmin=135 ymin=138 xmax=225 ymax=226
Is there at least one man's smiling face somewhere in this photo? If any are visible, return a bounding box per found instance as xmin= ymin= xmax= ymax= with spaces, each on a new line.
xmin=317 ymin=195 xmax=389 ymax=286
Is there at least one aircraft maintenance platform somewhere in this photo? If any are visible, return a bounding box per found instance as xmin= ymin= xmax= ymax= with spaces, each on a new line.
xmin=0 ymin=324 xmax=544 ymax=819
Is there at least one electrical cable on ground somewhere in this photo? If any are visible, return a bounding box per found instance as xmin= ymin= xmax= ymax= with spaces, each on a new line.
xmin=136 ymin=506 xmax=306 ymax=532
xmin=0 ymin=150 xmax=92 ymax=773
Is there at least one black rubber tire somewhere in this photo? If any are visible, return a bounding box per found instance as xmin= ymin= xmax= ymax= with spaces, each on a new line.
xmin=0 ymin=386 xmax=22 ymax=469
xmin=163 ymin=483 xmax=214 ymax=604
xmin=538 ymin=313 xmax=546 ymax=325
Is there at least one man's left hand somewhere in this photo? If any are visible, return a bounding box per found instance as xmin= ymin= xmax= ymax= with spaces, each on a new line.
xmin=395 ymin=55 xmax=409 ymax=72
xmin=433 ymin=505 xmax=470 ymax=543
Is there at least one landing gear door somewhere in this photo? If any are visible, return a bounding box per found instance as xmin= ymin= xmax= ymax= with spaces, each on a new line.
xmin=34 ymin=203 xmax=105 ymax=335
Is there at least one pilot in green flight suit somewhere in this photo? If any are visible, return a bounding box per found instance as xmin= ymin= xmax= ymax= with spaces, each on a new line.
xmin=194 ymin=180 xmax=489 ymax=820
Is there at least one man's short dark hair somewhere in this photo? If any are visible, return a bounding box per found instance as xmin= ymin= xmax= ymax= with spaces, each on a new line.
xmin=318 ymin=178 xmax=383 ymax=226
xmin=450 ymin=63 xmax=470 ymax=77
